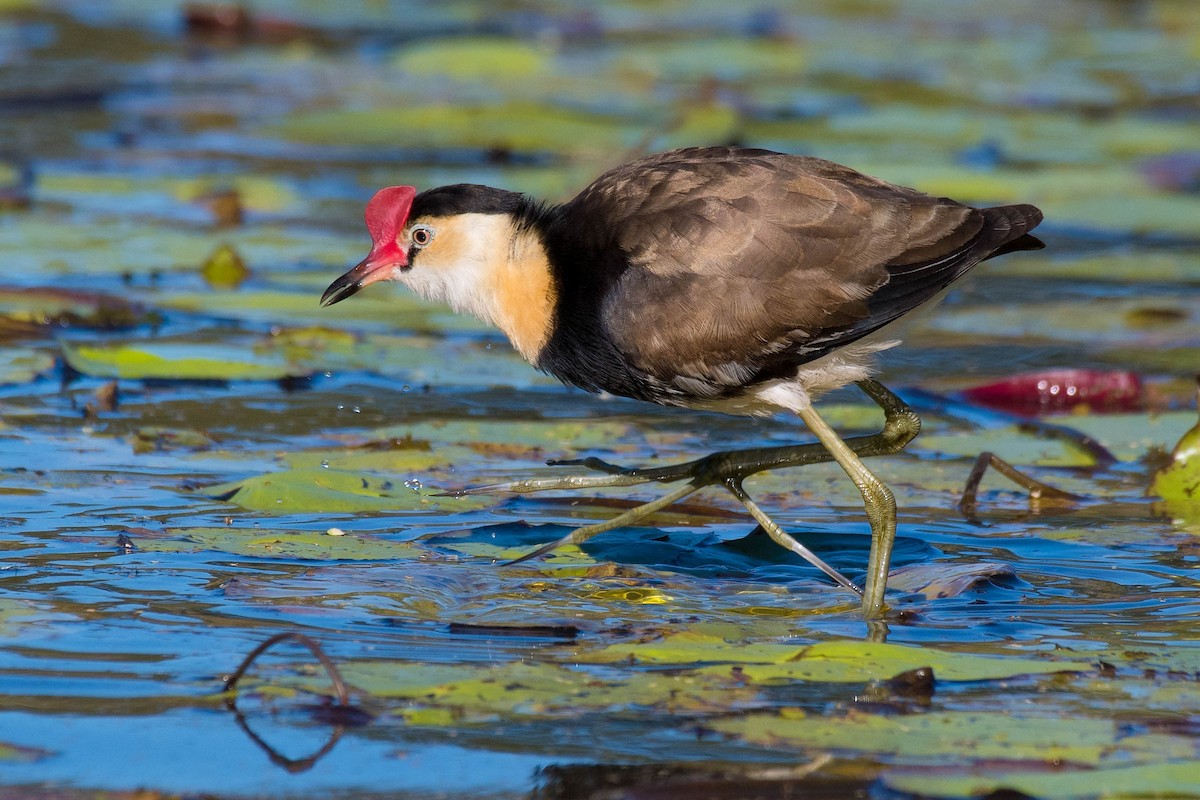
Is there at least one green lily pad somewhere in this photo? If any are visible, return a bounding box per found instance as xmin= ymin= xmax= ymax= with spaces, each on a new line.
xmin=62 ymin=341 xmax=302 ymax=381
xmin=395 ymin=37 xmax=553 ymax=80
xmin=712 ymin=710 xmax=1192 ymax=767
xmin=576 ymin=634 xmax=1092 ymax=681
xmin=138 ymin=526 xmax=420 ymax=560
xmin=335 ymin=660 xmax=758 ymax=720
xmin=201 ymin=467 xmax=496 ymax=514
xmin=279 ymin=445 xmax=463 ymax=474
xmin=884 ymin=760 xmax=1200 ymax=800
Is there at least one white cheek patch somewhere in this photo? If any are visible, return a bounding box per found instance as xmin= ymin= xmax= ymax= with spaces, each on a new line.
xmin=395 ymin=214 xmax=512 ymax=327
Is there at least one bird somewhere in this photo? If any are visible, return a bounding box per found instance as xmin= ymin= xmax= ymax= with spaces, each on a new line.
xmin=321 ymin=146 xmax=1044 ymax=618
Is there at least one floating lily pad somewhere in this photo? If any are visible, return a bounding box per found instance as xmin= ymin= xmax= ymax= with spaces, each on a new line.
xmin=884 ymin=761 xmax=1200 ymax=800
xmin=395 ymin=38 xmax=553 ymax=80
xmin=712 ymin=710 xmax=1191 ymax=767
xmin=575 ymin=634 xmax=1092 ymax=681
xmin=201 ymin=467 xmax=496 ymax=514
xmin=62 ymin=341 xmax=302 ymax=381
xmin=334 ymin=660 xmax=758 ymax=720
xmin=140 ymin=526 xmax=421 ymax=560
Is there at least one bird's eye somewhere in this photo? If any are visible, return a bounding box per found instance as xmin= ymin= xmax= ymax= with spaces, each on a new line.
xmin=411 ymin=225 xmax=435 ymax=248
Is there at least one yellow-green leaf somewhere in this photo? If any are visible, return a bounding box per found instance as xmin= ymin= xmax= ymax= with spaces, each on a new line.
xmin=62 ymin=342 xmax=300 ymax=381
xmin=201 ymin=468 xmax=496 ymax=514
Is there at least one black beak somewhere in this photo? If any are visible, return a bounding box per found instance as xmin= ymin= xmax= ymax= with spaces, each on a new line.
xmin=320 ymin=269 xmax=363 ymax=307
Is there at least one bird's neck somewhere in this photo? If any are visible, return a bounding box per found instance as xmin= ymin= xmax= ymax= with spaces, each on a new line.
xmin=487 ymin=218 xmax=558 ymax=363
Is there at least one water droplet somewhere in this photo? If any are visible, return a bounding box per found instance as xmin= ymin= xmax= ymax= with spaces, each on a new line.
xmin=320 ymin=460 xmax=330 ymax=469
xmin=404 ymin=478 xmax=423 ymax=491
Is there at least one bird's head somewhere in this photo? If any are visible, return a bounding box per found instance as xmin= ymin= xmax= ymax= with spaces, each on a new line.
xmin=321 ymin=183 xmax=538 ymax=311
xmin=320 ymin=185 xmax=423 ymax=307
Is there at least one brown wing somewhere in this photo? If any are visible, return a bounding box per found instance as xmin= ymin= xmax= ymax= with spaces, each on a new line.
xmin=566 ymin=146 xmax=1039 ymax=394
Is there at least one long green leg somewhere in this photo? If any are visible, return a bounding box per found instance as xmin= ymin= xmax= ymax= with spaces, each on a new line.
xmin=794 ymin=401 xmax=898 ymax=618
xmin=448 ymin=379 xmax=920 ymax=617
xmin=504 ymin=481 xmax=702 ymax=566
xmin=722 ymin=477 xmax=863 ymax=597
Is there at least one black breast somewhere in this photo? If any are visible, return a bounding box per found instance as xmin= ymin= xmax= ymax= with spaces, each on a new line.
xmin=533 ymin=214 xmax=670 ymax=402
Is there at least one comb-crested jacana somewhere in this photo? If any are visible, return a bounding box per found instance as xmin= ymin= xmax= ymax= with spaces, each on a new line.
xmin=322 ymin=146 xmax=1044 ymax=618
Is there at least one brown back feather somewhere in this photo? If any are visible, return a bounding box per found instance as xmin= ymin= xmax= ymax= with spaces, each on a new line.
xmin=559 ymin=147 xmax=1040 ymax=393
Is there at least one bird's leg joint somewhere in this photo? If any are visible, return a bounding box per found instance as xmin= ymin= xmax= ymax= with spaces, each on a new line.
xmin=856 ymin=378 xmax=921 ymax=452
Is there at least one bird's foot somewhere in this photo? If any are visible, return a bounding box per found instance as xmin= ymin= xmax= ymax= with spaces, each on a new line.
xmin=443 ymin=448 xmax=864 ymax=598
xmin=436 ymin=451 xmax=722 ymax=497
xmin=437 ymin=378 xmax=922 ymax=619
xmin=433 ymin=463 xmax=660 ymax=497
xmin=958 ymin=451 xmax=1083 ymax=521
